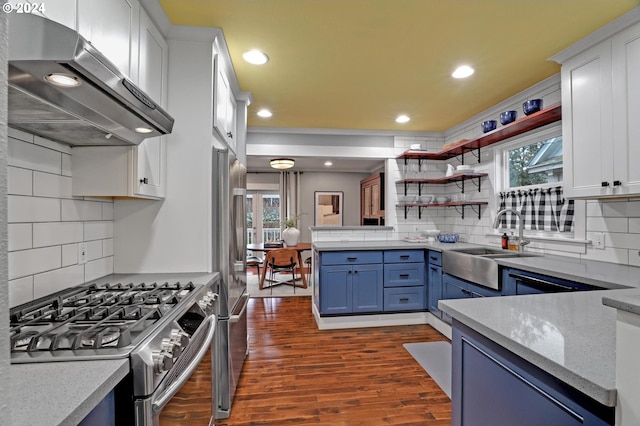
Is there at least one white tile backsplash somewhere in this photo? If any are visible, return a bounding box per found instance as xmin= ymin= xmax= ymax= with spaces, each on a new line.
xmin=33 ymin=222 xmax=83 ymax=247
xmin=8 ymin=166 xmax=32 ymax=195
xmin=8 ymin=223 xmax=32 ymax=251
xmin=8 ymin=195 xmax=61 ymax=222
xmin=7 ymin=130 xmax=114 ymax=305
xmin=33 ymin=171 xmax=72 ymax=198
xmin=61 ymin=199 xmax=104 ymax=221
xmin=8 ymin=246 xmax=61 ymax=280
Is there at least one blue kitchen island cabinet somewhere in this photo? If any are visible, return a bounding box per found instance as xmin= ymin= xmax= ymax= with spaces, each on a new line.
xmin=319 ymin=251 xmax=383 ymax=315
xmin=452 ymin=320 xmax=614 ymax=426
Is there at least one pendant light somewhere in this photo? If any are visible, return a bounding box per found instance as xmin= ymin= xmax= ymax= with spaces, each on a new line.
xmin=270 ymin=158 xmax=295 ymax=169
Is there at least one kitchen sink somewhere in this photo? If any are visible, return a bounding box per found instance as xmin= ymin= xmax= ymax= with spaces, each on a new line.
xmin=442 ymin=247 xmax=541 ymax=290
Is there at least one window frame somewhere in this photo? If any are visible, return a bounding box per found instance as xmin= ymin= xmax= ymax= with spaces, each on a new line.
xmin=493 ymin=124 xmax=585 ymax=240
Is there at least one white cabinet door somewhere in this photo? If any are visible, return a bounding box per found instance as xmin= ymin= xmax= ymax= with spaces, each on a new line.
xmin=213 ymin=54 xmax=238 ymax=150
xmin=133 ymin=8 xmax=168 ymax=198
xmin=78 ymin=0 xmax=139 ymax=79
xmin=561 ymin=41 xmax=614 ymax=198
xmin=612 ymin=23 xmax=640 ymax=196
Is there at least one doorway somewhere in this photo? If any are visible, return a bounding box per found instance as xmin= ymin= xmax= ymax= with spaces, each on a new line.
xmin=246 ymin=192 xmax=281 ymax=245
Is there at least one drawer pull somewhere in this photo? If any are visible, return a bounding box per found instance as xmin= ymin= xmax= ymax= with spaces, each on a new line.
xmin=347 ymin=257 xmax=358 ymax=261
xmin=399 ymin=274 xmax=410 ymax=279
xmin=400 ymin=255 xmax=410 ymax=259
xmin=399 ymin=298 xmax=409 ymax=303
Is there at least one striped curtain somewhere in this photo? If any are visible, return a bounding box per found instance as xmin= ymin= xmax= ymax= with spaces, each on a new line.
xmin=498 ymin=186 xmax=574 ymax=232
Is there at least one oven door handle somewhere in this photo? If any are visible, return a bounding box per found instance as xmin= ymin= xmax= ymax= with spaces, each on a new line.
xmin=151 ymin=314 xmax=216 ymax=413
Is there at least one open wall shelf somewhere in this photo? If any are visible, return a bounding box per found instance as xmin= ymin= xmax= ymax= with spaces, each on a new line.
xmin=396 ymin=103 xmax=562 ymax=164
xmin=397 ymin=201 xmax=488 ymax=220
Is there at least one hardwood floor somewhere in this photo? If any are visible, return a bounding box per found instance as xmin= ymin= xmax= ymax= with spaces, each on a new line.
xmin=216 ymin=297 xmax=451 ymax=425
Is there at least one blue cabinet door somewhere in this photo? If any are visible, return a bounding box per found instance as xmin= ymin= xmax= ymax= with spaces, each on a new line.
xmin=428 ymin=264 xmax=442 ymax=317
xmin=452 ymin=321 xmax=614 ymax=426
xmin=320 ymin=265 xmax=352 ymax=315
xmin=352 ymin=264 xmax=383 ymax=312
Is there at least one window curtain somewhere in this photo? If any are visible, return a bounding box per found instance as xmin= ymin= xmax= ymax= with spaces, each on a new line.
xmin=279 ymin=171 xmax=301 ymax=226
xmin=498 ymin=186 xmax=574 ymax=232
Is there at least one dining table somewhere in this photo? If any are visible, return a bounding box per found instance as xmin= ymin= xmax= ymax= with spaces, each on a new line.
xmin=247 ymin=242 xmax=312 ymax=289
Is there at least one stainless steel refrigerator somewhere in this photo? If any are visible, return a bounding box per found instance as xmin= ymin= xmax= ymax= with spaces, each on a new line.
xmin=212 ymin=147 xmax=249 ymax=419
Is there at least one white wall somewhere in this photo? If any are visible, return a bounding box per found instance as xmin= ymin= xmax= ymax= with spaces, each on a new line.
xmin=7 ymin=128 xmax=114 ymax=307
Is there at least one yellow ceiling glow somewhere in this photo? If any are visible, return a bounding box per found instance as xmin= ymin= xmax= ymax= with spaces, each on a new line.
xmin=160 ymin=0 xmax=638 ymax=132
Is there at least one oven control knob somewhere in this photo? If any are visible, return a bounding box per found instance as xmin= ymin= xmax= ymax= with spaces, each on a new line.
xmin=170 ymin=329 xmax=189 ymax=347
xmin=206 ymin=291 xmax=218 ymax=302
xmin=161 ymin=337 xmax=175 ymax=354
xmin=152 ymin=350 xmax=174 ymax=373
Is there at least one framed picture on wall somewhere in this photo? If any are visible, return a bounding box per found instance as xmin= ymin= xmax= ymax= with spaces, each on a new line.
xmin=314 ymin=191 xmax=343 ymax=226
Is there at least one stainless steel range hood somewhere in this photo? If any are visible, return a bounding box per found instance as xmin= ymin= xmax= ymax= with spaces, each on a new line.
xmin=7 ymin=13 xmax=174 ymax=146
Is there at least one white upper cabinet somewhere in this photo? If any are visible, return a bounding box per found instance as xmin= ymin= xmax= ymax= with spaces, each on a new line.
xmin=213 ymin=54 xmax=238 ymax=152
xmin=555 ymin=13 xmax=640 ymax=199
xmin=78 ymin=0 xmax=140 ymax=79
xmin=72 ymin=5 xmax=167 ymax=200
xmin=611 ymin=23 xmax=640 ymax=196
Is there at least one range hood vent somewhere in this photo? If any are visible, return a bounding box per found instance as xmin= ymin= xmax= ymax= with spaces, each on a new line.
xmin=7 ymin=13 xmax=174 ymax=146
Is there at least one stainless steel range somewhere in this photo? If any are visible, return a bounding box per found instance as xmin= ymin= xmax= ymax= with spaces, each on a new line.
xmin=9 ymin=275 xmax=219 ymax=426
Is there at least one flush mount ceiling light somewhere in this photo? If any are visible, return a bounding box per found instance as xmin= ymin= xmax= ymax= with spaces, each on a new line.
xmin=257 ymin=109 xmax=272 ymax=118
xmin=44 ymin=73 xmax=81 ymax=87
xmin=242 ymin=50 xmax=269 ymax=65
xmin=396 ymin=115 xmax=410 ymax=123
xmin=452 ymin=65 xmax=475 ymax=79
xmin=270 ymin=158 xmax=295 ymax=169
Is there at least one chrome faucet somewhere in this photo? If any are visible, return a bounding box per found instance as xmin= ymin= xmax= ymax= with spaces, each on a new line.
xmin=493 ymin=209 xmax=531 ymax=251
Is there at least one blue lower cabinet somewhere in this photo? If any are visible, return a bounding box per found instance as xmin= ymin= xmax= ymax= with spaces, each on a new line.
xmin=428 ymin=263 xmax=442 ymax=318
xmin=383 ymin=286 xmax=425 ymax=311
xmin=452 ymin=321 xmax=614 ymax=426
xmin=352 ymin=264 xmax=384 ymax=313
xmin=319 ymin=262 xmax=383 ymax=315
xmin=320 ymin=265 xmax=352 ymax=315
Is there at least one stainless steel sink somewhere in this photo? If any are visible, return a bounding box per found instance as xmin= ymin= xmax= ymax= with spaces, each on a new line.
xmin=442 ymin=248 xmax=540 ymax=290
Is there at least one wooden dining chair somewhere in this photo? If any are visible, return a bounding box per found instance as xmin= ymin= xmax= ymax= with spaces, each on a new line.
xmin=263 ymin=248 xmax=299 ymax=294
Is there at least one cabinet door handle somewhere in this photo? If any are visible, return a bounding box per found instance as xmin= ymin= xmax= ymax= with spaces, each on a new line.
xmin=227 ymin=131 xmax=233 ymax=139
xmin=140 ymin=177 xmax=148 ymax=184
xmin=601 ymin=181 xmax=610 ymax=187
xmin=430 ymin=267 xmax=437 ymax=272
xmin=613 ymin=180 xmax=622 ymax=186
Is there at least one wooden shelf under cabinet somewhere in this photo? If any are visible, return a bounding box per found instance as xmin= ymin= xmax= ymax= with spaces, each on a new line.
xmin=396 ymin=103 xmax=562 ymax=163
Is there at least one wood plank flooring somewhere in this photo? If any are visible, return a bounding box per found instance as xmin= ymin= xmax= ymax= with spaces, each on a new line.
xmin=216 ymin=297 xmax=451 ymax=425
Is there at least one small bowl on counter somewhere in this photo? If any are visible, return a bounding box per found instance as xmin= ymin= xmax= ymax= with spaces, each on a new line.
xmin=437 ymin=233 xmax=459 ymax=243
xmin=481 ymin=120 xmax=497 ymax=133
xmin=523 ymin=99 xmax=543 ymax=116
xmin=500 ymin=110 xmax=517 ymax=125
xmin=422 ymin=229 xmax=440 ymax=241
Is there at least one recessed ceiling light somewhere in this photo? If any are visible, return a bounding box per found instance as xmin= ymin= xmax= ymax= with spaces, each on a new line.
xmin=257 ymin=109 xmax=272 ymax=118
xmin=452 ymin=65 xmax=475 ymax=79
xmin=396 ymin=115 xmax=410 ymax=124
xmin=324 ymin=161 xmax=333 ymax=167
xmin=242 ymin=50 xmax=269 ymax=65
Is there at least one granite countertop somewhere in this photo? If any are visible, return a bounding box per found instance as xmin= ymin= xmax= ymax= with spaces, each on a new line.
xmin=10 ymin=272 xmax=219 ymax=426
xmin=11 ymin=359 xmax=129 ymax=426
xmin=440 ymin=287 xmax=640 ymax=407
